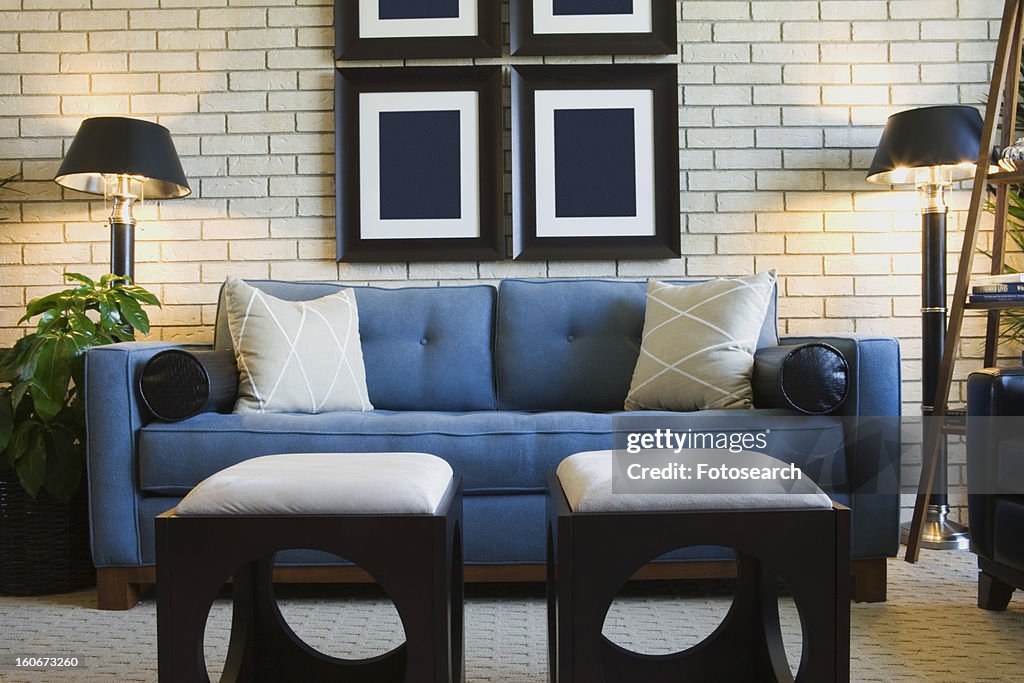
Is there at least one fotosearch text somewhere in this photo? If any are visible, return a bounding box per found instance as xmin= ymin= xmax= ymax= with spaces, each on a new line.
xmin=625 ymin=461 xmax=803 ymax=482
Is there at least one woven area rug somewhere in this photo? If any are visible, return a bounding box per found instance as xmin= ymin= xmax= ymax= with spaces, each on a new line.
xmin=1 ymin=549 xmax=1022 ymax=682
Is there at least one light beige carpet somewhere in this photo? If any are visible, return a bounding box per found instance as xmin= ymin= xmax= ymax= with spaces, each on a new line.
xmin=1 ymin=549 xmax=1022 ymax=682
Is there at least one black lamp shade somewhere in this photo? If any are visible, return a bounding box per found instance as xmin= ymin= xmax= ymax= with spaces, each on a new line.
xmin=866 ymin=105 xmax=987 ymax=185
xmin=54 ymin=117 xmax=190 ymax=199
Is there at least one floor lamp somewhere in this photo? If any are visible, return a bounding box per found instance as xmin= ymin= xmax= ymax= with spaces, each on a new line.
xmin=867 ymin=105 xmax=994 ymax=549
xmin=54 ymin=117 xmax=190 ymax=282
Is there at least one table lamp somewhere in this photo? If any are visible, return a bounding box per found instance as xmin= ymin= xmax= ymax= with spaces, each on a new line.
xmin=54 ymin=117 xmax=190 ymax=282
xmin=867 ymin=105 xmax=996 ymax=549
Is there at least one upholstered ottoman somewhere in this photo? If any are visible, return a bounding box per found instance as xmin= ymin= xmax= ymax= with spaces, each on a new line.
xmin=155 ymin=452 xmax=463 ymax=683
xmin=548 ymin=450 xmax=850 ymax=683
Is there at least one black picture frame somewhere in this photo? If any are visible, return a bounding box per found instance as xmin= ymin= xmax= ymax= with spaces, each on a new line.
xmin=335 ymin=66 xmax=504 ymax=263
xmin=510 ymin=0 xmax=677 ymax=56
xmin=511 ymin=65 xmax=680 ymax=261
xmin=335 ymin=0 xmax=501 ymax=60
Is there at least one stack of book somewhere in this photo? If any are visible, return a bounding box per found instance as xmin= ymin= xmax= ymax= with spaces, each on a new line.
xmin=970 ymin=273 xmax=1024 ymax=304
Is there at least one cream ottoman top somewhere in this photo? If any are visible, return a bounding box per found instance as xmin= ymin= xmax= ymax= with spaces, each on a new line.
xmin=556 ymin=450 xmax=833 ymax=513
xmin=175 ymin=452 xmax=454 ymax=516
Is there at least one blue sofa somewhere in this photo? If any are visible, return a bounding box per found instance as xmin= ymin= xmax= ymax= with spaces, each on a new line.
xmin=85 ymin=278 xmax=902 ymax=609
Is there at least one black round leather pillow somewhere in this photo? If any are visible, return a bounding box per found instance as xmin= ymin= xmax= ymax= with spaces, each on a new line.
xmin=139 ymin=349 xmax=238 ymax=422
xmin=752 ymin=343 xmax=849 ymax=415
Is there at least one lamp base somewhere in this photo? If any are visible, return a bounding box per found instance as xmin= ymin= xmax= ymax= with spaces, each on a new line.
xmin=109 ymin=219 xmax=135 ymax=283
xmin=900 ymin=504 xmax=970 ymax=550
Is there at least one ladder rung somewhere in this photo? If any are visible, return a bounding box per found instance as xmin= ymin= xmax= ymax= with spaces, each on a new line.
xmin=965 ymin=300 xmax=1024 ymax=310
xmin=987 ymin=169 xmax=1024 ymax=184
xmin=941 ymin=409 xmax=966 ymax=435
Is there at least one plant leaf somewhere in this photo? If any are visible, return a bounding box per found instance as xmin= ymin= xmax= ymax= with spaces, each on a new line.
xmin=66 ymin=327 xmax=100 ymax=357
xmin=990 ymin=81 xmax=1024 ymax=348
xmin=20 ymin=291 xmax=69 ymax=324
xmin=43 ymin=424 xmax=80 ymax=503
xmin=33 ymin=308 xmax=63 ymax=335
xmin=119 ymin=285 xmax=161 ymax=307
xmin=0 ymin=336 xmax=35 ymax=384
xmin=97 ymin=298 xmax=118 ymax=334
xmin=15 ymin=440 xmax=46 ymax=499
xmin=0 ymin=389 xmax=13 ymax=454
xmin=111 ymin=292 xmax=150 ymax=335
xmin=28 ymin=393 xmax=62 ymax=424
xmin=16 ymin=335 xmax=46 ymax=383
xmin=68 ymin=309 xmax=97 ymax=338
xmin=29 ymin=336 xmax=72 ymax=422
xmin=11 ymin=381 xmax=29 ymax=411
xmin=4 ymin=421 xmax=29 ymax=466
xmin=7 ymin=421 xmax=46 ymax=497
xmin=64 ymin=272 xmax=95 ymax=287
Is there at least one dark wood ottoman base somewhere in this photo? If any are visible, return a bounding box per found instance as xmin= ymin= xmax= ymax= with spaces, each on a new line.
xmin=156 ymin=479 xmax=464 ymax=683
xmin=547 ymin=474 xmax=850 ymax=683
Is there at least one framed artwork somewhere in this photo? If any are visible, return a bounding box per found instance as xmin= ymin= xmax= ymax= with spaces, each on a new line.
xmin=510 ymin=0 xmax=676 ymax=56
xmin=511 ymin=65 xmax=680 ymax=261
xmin=335 ymin=0 xmax=501 ymax=59
xmin=335 ymin=67 xmax=504 ymax=262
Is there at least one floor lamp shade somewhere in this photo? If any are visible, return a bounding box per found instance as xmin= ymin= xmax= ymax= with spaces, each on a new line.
xmin=54 ymin=117 xmax=190 ymax=199
xmin=866 ymin=105 xmax=985 ymax=185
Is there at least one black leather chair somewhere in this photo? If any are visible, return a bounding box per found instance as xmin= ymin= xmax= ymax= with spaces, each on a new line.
xmin=967 ymin=367 xmax=1024 ymax=610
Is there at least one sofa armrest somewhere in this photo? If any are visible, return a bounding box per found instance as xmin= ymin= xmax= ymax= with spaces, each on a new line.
xmin=85 ymin=341 xmax=211 ymax=566
xmin=779 ymin=335 xmax=901 ymax=420
xmin=780 ymin=335 xmax=902 ymax=558
xmin=752 ymin=343 xmax=849 ymax=414
xmin=967 ymin=367 xmax=1024 ymax=560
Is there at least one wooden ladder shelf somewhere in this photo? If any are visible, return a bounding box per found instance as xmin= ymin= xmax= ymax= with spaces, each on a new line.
xmin=906 ymin=0 xmax=1024 ymax=561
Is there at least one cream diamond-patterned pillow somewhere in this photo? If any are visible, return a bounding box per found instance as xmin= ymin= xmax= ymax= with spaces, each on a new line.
xmin=625 ymin=271 xmax=777 ymax=412
xmin=223 ymin=277 xmax=374 ymax=414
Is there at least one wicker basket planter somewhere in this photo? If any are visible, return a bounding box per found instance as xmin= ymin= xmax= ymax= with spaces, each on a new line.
xmin=0 ymin=468 xmax=95 ymax=595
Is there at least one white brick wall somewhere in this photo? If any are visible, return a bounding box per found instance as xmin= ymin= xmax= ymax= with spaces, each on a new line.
xmin=0 ymin=0 xmax=1012 ymax=523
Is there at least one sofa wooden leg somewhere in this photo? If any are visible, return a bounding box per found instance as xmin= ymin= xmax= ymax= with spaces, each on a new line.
xmin=851 ymin=558 xmax=887 ymax=603
xmin=96 ymin=568 xmax=143 ymax=611
xmin=978 ymin=571 xmax=1015 ymax=611
xmin=94 ymin=558 xmax=890 ymax=607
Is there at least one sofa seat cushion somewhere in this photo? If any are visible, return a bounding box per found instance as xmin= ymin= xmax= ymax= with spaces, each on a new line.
xmin=138 ymin=409 xmax=847 ymax=496
xmin=557 ymin=449 xmax=832 ymax=513
xmin=175 ymin=452 xmax=454 ymax=516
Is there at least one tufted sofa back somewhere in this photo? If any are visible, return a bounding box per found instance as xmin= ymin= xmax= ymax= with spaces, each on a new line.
xmin=495 ymin=279 xmax=778 ymax=411
xmin=213 ymin=278 xmax=778 ymax=413
xmin=214 ymin=280 xmax=498 ymax=411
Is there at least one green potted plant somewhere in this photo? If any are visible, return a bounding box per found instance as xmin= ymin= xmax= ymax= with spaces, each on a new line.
xmin=991 ymin=197 xmax=1024 ymax=353
xmin=0 ymin=273 xmax=159 ymax=595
